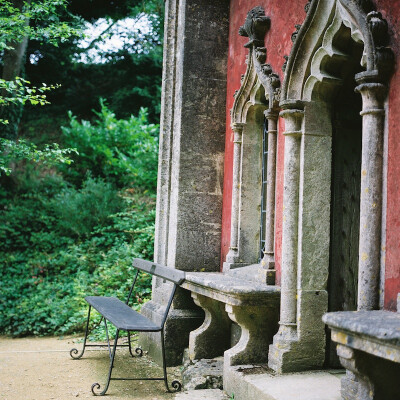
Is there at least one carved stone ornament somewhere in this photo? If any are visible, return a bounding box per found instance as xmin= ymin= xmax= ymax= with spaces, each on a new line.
xmin=231 ymin=6 xmax=281 ymax=118
xmin=281 ymin=0 xmax=394 ymax=103
xmin=291 ymin=25 xmax=302 ymax=43
xmin=239 ymin=6 xmax=270 ymax=49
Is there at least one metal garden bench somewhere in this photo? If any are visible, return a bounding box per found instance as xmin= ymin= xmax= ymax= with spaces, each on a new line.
xmin=69 ymin=258 xmax=184 ymax=396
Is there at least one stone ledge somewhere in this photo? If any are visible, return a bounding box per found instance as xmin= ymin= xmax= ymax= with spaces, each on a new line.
xmin=182 ymin=272 xmax=280 ymax=306
xmin=323 ymin=310 xmax=400 ymax=362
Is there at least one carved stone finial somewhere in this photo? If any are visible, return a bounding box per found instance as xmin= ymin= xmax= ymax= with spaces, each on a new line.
xmin=291 ymin=24 xmax=302 ymax=43
xmin=367 ymin=11 xmax=389 ymax=46
xmin=282 ymin=55 xmax=289 ymax=72
xmin=262 ymin=63 xmax=273 ymax=75
xmin=239 ymin=6 xmax=270 ymax=48
xmin=255 ymin=47 xmax=267 ymax=64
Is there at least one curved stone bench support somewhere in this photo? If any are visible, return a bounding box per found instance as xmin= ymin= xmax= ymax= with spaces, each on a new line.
xmin=188 ymin=293 xmax=231 ymax=360
xmin=224 ymin=304 xmax=279 ymax=366
xmin=182 ymin=269 xmax=280 ymax=367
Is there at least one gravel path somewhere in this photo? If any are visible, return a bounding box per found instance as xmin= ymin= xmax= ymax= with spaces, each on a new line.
xmin=0 ymin=335 xmax=181 ymax=400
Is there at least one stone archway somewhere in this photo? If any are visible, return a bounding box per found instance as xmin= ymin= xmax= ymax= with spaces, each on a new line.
xmin=268 ymin=0 xmax=394 ymax=373
xmin=223 ymin=6 xmax=281 ymax=283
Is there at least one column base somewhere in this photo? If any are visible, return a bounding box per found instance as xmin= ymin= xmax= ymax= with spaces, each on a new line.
xmin=268 ymin=323 xmax=325 ymax=373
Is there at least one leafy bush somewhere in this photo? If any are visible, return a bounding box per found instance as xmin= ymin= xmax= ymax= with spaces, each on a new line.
xmin=0 ymin=104 xmax=158 ymax=337
xmin=0 ymin=187 xmax=156 ymax=336
xmin=52 ymin=176 xmax=123 ymax=238
xmin=61 ymin=100 xmax=159 ymax=189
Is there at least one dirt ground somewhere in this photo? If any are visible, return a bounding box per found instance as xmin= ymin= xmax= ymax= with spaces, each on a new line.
xmin=0 ymin=335 xmax=181 ymax=400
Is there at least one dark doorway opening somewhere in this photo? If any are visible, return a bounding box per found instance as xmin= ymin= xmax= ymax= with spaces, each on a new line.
xmin=327 ymin=75 xmax=362 ymax=365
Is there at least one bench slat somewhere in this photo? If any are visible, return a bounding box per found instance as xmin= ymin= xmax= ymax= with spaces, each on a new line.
xmin=85 ymin=296 xmax=161 ymax=331
xmin=132 ymin=258 xmax=185 ymax=285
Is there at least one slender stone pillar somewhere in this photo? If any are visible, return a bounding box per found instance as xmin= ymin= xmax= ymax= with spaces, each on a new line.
xmin=268 ymin=102 xmax=304 ymax=372
xmin=355 ymin=74 xmax=387 ymax=311
xmin=224 ymin=123 xmax=245 ymax=268
xmin=262 ymin=109 xmax=279 ymax=283
xmin=277 ymin=106 xmax=303 ymax=331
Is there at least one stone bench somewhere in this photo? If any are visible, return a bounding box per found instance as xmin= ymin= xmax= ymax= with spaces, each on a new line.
xmin=323 ymin=309 xmax=400 ymax=400
xmin=181 ymin=267 xmax=280 ymax=367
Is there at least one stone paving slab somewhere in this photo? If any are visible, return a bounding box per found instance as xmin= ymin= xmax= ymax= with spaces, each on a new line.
xmin=175 ymin=389 xmax=229 ymax=400
xmin=225 ymin=367 xmax=343 ymax=400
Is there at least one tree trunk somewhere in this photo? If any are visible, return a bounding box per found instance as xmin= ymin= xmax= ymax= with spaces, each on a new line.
xmin=0 ymin=0 xmax=31 ymax=139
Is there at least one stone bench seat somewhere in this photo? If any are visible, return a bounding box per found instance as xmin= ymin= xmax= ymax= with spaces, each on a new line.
xmin=180 ymin=269 xmax=280 ymax=367
xmin=323 ymin=310 xmax=400 ymax=399
xmin=182 ymin=271 xmax=280 ymax=306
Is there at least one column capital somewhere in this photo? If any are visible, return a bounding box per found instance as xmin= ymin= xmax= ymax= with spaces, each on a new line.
xmin=279 ymin=99 xmax=305 ymax=111
xmin=231 ymin=122 xmax=246 ymax=132
xmin=279 ymin=107 xmax=304 ymax=137
xmin=264 ymin=108 xmax=279 ymax=121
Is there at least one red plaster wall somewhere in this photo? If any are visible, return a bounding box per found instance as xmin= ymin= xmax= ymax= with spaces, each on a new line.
xmin=221 ymin=0 xmax=309 ymax=284
xmin=375 ymin=0 xmax=400 ymax=310
xmin=222 ymin=0 xmax=400 ymax=309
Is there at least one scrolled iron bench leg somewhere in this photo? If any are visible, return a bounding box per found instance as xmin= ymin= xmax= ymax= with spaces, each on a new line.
xmin=160 ymin=329 xmax=181 ymax=393
xmin=127 ymin=331 xmax=143 ymax=358
xmin=70 ymin=306 xmax=92 ymax=360
xmin=91 ymin=329 xmax=120 ymax=396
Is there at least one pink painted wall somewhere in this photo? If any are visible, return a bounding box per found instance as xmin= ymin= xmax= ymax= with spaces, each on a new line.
xmin=221 ymin=0 xmax=309 ymax=285
xmin=376 ymin=0 xmax=400 ymax=311
xmin=221 ymin=0 xmax=400 ymax=309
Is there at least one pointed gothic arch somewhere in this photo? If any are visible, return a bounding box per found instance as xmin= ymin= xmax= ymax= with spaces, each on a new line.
xmin=224 ymin=7 xmax=280 ymax=281
xmin=269 ymin=0 xmax=394 ymax=373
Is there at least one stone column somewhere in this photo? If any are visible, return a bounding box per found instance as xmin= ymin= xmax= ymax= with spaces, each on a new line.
xmin=355 ymin=74 xmax=387 ymax=311
xmin=277 ymin=106 xmax=303 ymax=331
xmin=224 ymin=123 xmax=245 ymax=269
xmin=140 ymin=0 xmax=230 ymax=366
xmin=268 ymin=102 xmax=304 ymax=371
xmin=262 ymin=109 xmax=279 ymax=284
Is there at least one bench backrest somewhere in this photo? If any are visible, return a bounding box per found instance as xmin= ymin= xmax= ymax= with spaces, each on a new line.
xmin=132 ymin=258 xmax=185 ymax=285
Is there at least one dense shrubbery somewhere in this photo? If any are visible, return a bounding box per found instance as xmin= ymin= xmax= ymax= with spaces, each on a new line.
xmin=0 ymin=104 xmax=157 ymax=337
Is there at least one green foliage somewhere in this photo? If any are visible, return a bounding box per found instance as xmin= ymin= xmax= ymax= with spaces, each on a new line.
xmin=0 ymin=172 xmax=156 ymax=336
xmin=61 ymin=100 xmax=159 ymax=189
xmin=0 ymin=0 xmax=81 ymax=51
xmin=0 ymin=137 xmax=77 ymax=175
xmin=52 ymin=176 xmax=123 ymax=238
xmin=0 ymin=105 xmax=158 ymax=337
xmin=0 ymin=78 xmax=60 ymax=111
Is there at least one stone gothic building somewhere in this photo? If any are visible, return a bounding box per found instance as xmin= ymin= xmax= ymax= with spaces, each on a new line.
xmin=140 ymin=0 xmax=400 ymax=399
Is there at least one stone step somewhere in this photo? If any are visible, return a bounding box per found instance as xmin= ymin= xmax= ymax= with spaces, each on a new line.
xmin=225 ymin=367 xmax=344 ymax=400
xmin=175 ymin=389 xmax=230 ymax=400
